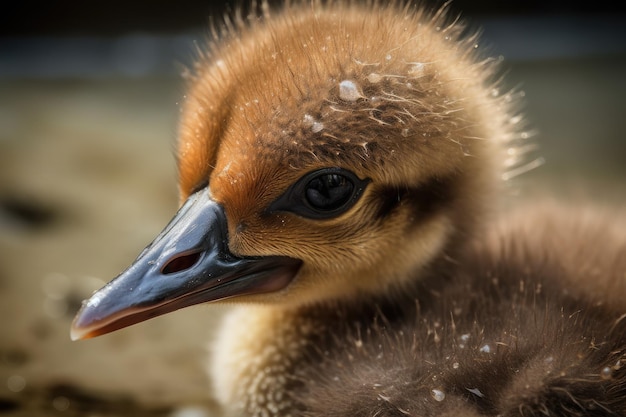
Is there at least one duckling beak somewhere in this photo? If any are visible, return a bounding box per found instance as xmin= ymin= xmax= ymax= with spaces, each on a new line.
xmin=70 ymin=189 xmax=301 ymax=340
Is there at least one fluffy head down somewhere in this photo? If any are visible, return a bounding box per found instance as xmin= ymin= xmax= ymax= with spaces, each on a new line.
xmin=175 ymin=1 xmax=531 ymax=306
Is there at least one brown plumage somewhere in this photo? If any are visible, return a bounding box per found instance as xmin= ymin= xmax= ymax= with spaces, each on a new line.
xmin=70 ymin=2 xmax=626 ymax=416
xmin=297 ymin=206 xmax=626 ymax=417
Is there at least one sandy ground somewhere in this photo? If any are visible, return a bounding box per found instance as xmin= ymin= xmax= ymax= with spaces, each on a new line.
xmin=0 ymin=55 xmax=624 ymax=415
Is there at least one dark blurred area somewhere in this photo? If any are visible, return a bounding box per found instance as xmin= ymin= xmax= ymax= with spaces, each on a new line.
xmin=0 ymin=1 xmax=624 ymax=82
xmin=1 ymin=1 xmax=624 ymax=36
xmin=1 ymin=1 xmax=626 ymax=77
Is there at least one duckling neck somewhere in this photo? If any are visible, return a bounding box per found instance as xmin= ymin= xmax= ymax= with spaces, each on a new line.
xmin=210 ymin=304 xmax=323 ymax=416
xmin=210 ymin=260 xmax=456 ymax=417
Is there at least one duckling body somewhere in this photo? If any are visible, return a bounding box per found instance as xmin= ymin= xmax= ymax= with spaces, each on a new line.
xmin=70 ymin=2 xmax=626 ymax=416
xmin=299 ymin=205 xmax=626 ymax=417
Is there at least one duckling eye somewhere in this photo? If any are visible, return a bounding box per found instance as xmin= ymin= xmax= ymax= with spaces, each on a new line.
xmin=269 ymin=168 xmax=369 ymax=219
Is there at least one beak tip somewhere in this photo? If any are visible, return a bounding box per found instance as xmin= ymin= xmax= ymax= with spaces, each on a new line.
xmin=70 ymin=307 xmax=98 ymax=340
xmin=70 ymin=325 xmax=86 ymax=341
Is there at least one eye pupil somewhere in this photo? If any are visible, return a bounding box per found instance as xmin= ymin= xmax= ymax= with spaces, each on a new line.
xmin=268 ymin=168 xmax=370 ymax=219
xmin=306 ymin=174 xmax=353 ymax=211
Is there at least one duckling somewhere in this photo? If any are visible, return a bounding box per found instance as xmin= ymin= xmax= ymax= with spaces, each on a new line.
xmin=70 ymin=1 xmax=626 ymax=416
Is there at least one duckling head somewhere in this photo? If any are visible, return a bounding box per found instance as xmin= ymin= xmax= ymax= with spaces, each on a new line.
xmin=71 ymin=2 xmax=523 ymax=340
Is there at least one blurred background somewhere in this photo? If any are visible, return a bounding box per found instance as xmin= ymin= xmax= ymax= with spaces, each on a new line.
xmin=1 ymin=1 xmax=625 ymax=416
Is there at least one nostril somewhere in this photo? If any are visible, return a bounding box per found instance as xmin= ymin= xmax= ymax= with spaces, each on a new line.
xmin=161 ymin=250 xmax=202 ymax=275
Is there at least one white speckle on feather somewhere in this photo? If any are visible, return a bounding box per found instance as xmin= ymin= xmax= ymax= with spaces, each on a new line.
xmin=430 ymin=388 xmax=446 ymax=402
xmin=466 ymin=387 xmax=485 ymax=398
xmin=339 ymin=80 xmax=362 ymax=102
